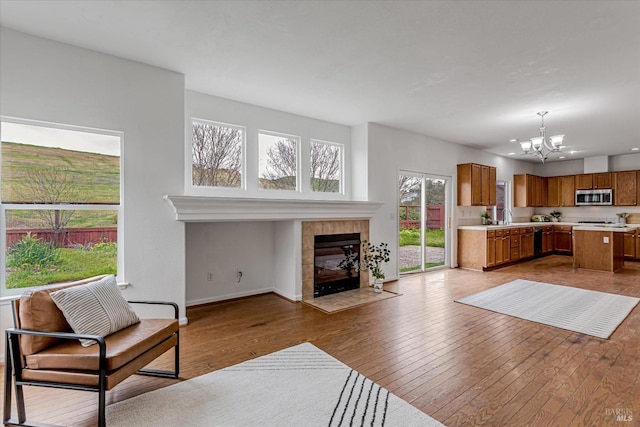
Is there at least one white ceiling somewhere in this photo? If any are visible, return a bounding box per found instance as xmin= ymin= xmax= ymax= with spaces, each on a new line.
xmin=1 ymin=1 xmax=639 ymax=163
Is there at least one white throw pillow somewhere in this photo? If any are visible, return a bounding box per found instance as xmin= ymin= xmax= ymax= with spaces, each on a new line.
xmin=50 ymin=275 xmax=140 ymax=347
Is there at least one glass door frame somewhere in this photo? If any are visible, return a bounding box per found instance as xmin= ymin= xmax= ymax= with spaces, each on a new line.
xmin=398 ymin=169 xmax=452 ymax=275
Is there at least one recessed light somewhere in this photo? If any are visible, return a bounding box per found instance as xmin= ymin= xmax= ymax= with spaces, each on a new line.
xmin=509 ymin=138 xmax=519 ymax=143
xmin=507 ymin=152 xmax=516 ymax=156
xmin=559 ymin=156 xmax=566 ymax=159
xmin=569 ymin=150 xmax=577 ymax=155
xmin=632 ymin=147 xmax=640 ymax=151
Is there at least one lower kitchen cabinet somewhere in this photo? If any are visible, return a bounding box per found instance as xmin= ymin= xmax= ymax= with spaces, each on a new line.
xmin=542 ymin=226 xmax=554 ymax=253
xmin=624 ymin=229 xmax=637 ymax=258
xmin=553 ymin=225 xmax=573 ymax=254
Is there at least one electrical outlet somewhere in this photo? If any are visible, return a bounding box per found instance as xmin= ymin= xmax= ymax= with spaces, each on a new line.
xmin=603 ymin=237 xmax=609 ymax=244
xmin=207 ymin=272 xmax=214 ymax=282
xmin=236 ymin=269 xmax=243 ymax=283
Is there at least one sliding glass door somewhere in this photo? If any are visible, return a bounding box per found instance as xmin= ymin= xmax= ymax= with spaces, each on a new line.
xmin=398 ymin=171 xmax=449 ymax=273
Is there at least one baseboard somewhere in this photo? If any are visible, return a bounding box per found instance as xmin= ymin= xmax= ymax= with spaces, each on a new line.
xmin=186 ymin=287 xmax=274 ymax=307
xmin=272 ymin=288 xmax=301 ymax=302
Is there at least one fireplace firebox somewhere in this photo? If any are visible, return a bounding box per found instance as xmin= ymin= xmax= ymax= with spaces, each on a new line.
xmin=314 ymin=233 xmax=361 ymax=297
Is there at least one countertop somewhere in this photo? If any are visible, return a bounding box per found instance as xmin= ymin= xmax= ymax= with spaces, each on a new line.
xmin=458 ymin=222 xmax=639 ymax=231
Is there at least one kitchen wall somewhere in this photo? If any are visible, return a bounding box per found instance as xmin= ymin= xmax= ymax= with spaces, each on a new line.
xmin=0 ymin=28 xmax=186 ymax=362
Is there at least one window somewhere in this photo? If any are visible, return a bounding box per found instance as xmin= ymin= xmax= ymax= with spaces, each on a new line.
xmin=310 ymin=140 xmax=342 ymax=193
xmin=191 ymin=119 xmax=243 ymax=188
xmin=258 ymin=131 xmax=299 ymax=191
xmin=1 ymin=119 xmax=122 ymax=293
xmin=492 ymin=180 xmax=510 ymax=222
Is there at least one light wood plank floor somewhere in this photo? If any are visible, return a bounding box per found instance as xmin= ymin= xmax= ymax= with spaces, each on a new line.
xmin=2 ymin=255 xmax=639 ymax=426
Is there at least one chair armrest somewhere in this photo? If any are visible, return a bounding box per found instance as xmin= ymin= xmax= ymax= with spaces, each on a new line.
xmin=6 ymin=327 xmax=105 ymax=344
xmin=5 ymin=328 xmax=108 ymax=370
xmin=127 ymin=301 xmax=179 ymax=319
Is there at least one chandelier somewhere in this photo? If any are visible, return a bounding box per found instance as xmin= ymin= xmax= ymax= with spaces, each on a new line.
xmin=519 ymin=111 xmax=564 ymax=163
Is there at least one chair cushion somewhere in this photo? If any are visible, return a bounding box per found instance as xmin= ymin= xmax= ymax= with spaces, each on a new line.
xmin=24 ymin=318 xmax=178 ymax=372
xmin=18 ymin=276 xmax=107 ymax=355
xmin=50 ymin=275 xmax=140 ymax=347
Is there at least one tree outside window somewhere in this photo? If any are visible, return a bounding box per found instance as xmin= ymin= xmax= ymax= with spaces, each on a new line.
xmin=192 ymin=120 xmax=243 ymax=188
xmin=310 ymin=140 xmax=342 ymax=193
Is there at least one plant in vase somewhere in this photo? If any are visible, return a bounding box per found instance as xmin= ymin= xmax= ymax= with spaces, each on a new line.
xmin=549 ymin=211 xmax=562 ymax=222
xmin=358 ymin=240 xmax=390 ymax=293
xmin=481 ymin=211 xmax=491 ymax=225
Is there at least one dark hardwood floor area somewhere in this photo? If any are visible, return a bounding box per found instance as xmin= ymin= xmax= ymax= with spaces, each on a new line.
xmin=2 ymin=255 xmax=639 ymax=426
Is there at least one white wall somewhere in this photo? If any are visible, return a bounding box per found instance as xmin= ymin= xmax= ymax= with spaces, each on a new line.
xmin=365 ymin=123 xmax=535 ymax=278
xmin=534 ymin=153 xmax=640 ymax=176
xmin=185 ymin=222 xmax=276 ymax=304
xmin=0 ymin=28 xmax=186 ymax=361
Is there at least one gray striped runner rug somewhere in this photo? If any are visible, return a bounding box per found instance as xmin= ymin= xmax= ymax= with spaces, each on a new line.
xmin=107 ymin=342 xmax=443 ymax=426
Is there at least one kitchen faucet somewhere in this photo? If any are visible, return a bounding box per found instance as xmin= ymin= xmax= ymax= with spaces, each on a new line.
xmin=502 ymin=208 xmax=512 ymax=225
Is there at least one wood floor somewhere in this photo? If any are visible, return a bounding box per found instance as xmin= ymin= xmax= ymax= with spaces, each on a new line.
xmin=2 ymin=255 xmax=640 ymax=426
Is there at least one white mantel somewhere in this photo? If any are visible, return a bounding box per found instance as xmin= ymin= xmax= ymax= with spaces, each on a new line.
xmin=164 ymin=195 xmax=383 ymax=222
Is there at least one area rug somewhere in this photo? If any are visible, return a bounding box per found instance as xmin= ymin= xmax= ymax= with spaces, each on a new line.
xmin=107 ymin=342 xmax=443 ymax=426
xmin=455 ymin=279 xmax=639 ymax=339
xmin=303 ymin=287 xmax=401 ymax=313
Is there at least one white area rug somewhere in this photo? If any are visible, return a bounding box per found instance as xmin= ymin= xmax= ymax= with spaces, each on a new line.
xmin=456 ymin=279 xmax=639 ymax=339
xmin=107 ymin=342 xmax=444 ymax=426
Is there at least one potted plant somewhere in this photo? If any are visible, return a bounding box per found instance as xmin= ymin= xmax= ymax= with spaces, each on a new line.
xmin=358 ymin=240 xmax=390 ymax=293
xmin=481 ymin=211 xmax=491 ymax=225
xmin=549 ymin=211 xmax=562 ymax=222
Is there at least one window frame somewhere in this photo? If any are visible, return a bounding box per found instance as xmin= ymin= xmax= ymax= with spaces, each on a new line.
xmin=0 ymin=116 xmax=124 ymax=297
xmin=257 ymin=129 xmax=301 ymax=193
xmin=188 ymin=118 xmax=247 ymax=194
xmin=309 ymin=138 xmax=345 ymax=195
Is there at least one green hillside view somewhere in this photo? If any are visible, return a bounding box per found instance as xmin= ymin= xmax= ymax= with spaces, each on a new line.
xmin=1 ymin=141 xmax=120 ymax=204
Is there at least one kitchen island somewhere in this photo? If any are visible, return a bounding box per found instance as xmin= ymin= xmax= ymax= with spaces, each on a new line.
xmin=572 ymin=225 xmax=633 ymax=273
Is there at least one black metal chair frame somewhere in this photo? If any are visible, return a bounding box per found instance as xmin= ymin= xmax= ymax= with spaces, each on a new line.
xmin=3 ymin=300 xmax=180 ymax=427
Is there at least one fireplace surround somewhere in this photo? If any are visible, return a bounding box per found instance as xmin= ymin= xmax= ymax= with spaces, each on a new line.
xmin=302 ymin=220 xmax=369 ymax=300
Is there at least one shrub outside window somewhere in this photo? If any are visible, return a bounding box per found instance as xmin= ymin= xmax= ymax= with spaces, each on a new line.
xmin=191 ymin=119 xmax=243 ymax=189
xmin=310 ymin=140 xmax=342 ymax=193
xmin=258 ymin=131 xmax=299 ymax=191
xmin=1 ymin=120 xmax=122 ymax=293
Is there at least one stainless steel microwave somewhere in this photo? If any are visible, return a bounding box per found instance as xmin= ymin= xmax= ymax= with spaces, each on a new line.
xmin=575 ymin=189 xmax=613 ymax=206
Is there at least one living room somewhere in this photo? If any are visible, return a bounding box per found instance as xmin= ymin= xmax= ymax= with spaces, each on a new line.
xmin=1 ymin=2 xmax=639 ymax=426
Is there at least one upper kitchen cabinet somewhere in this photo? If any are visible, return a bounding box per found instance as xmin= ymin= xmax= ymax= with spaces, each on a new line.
xmin=575 ymin=173 xmax=612 ymax=190
xmin=613 ymin=170 xmax=639 ymax=206
xmin=514 ymin=174 xmax=546 ymax=207
xmin=546 ymin=175 xmax=575 ymax=207
xmin=457 ymin=163 xmax=496 ymax=206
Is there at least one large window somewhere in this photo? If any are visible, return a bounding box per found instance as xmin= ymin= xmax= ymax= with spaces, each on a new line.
xmin=1 ymin=119 xmax=122 ymax=293
xmin=258 ymin=131 xmax=299 ymax=191
xmin=310 ymin=139 xmax=342 ymax=193
xmin=191 ymin=119 xmax=244 ymax=189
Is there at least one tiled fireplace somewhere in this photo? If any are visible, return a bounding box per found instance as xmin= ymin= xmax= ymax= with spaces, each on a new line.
xmin=302 ymin=220 xmax=370 ymax=301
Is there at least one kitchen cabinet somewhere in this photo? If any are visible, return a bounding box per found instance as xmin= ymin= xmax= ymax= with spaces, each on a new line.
xmin=637 ymin=229 xmax=640 ymax=260
xmin=457 ymin=163 xmax=496 ymax=206
xmin=623 ymin=230 xmax=636 ymax=258
xmin=520 ymin=227 xmax=534 ymax=258
xmin=560 ymin=175 xmax=576 ymax=207
xmin=514 ymin=174 xmax=546 ymax=207
xmin=510 ymin=229 xmax=520 ymax=262
xmin=553 ymin=225 xmax=573 ymax=254
xmin=613 ymin=171 xmax=638 ymax=206
xmin=546 ymin=176 xmax=575 ymax=207
xmin=486 ymin=230 xmax=496 ymax=267
xmin=542 ymin=226 xmax=554 ymax=253
xmin=575 ymin=173 xmax=612 ymax=190
xmin=547 ymin=177 xmax=560 ymax=207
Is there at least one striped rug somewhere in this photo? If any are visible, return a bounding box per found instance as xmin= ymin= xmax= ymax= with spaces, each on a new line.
xmin=456 ymin=279 xmax=640 ymax=339
xmin=107 ymin=343 xmax=443 ymax=426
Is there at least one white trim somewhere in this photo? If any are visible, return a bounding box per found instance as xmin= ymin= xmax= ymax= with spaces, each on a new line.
xmin=164 ymin=195 xmax=383 ymax=222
